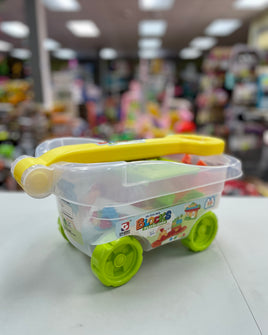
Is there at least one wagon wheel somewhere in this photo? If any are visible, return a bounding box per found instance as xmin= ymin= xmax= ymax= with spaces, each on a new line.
xmin=91 ymin=236 xmax=143 ymax=287
xmin=181 ymin=211 xmax=218 ymax=252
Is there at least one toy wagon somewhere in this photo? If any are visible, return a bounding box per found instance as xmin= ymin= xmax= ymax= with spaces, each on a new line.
xmin=11 ymin=135 xmax=242 ymax=287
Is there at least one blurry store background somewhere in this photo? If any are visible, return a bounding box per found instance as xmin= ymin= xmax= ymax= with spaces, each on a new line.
xmin=1 ymin=0 xmax=268 ymax=195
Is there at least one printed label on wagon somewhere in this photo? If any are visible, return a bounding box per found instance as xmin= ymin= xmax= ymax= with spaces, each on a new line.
xmin=115 ymin=194 xmax=219 ymax=248
xmin=59 ymin=199 xmax=84 ymax=245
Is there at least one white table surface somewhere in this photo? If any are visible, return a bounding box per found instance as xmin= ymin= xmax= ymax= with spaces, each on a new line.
xmin=0 ymin=193 xmax=267 ymax=335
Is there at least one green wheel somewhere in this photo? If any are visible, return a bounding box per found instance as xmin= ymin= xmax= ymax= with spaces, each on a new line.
xmin=181 ymin=211 xmax=218 ymax=252
xmin=57 ymin=217 xmax=69 ymax=242
xmin=91 ymin=236 xmax=143 ymax=287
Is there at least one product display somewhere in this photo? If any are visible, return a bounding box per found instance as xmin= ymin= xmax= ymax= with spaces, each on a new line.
xmin=0 ymin=99 xmax=50 ymax=190
xmin=224 ymin=46 xmax=268 ymax=176
xmin=0 ymin=79 xmax=32 ymax=105
xmin=194 ymin=44 xmax=268 ymax=180
xmin=11 ymin=135 xmax=242 ymax=286
xmin=196 ymin=47 xmax=231 ymax=137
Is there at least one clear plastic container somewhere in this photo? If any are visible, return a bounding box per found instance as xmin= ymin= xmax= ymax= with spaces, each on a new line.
xmin=11 ymin=136 xmax=242 ymax=287
xmin=27 ymin=138 xmax=241 ymax=254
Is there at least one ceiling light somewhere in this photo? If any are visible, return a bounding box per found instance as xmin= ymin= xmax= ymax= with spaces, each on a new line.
xmin=139 ymin=0 xmax=174 ymax=11
xmin=0 ymin=40 xmax=12 ymax=52
xmin=44 ymin=38 xmax=60 ymax=51
xmin=205 ymin=19 xmax=242 ymax=36
xmin=234 ymin=0 xmax=268 ymax=9
xmin=179 ymin=48 xmax=201 ymax=59
xmin=66 ymin=20 xmax=100 ymax=37
xmin=42 ymin=0 xmax=80 ymax=11
xmin=190 ymin=36 xmax=217 ymax=50
xmin=99 ymin=48 xmax=117 ymax=60
xmin=53 ymin=48 xmax=76 ymax=59
xmin=10 ymin=49 xmax=31 ymax=60
xmin=139 ymin=49 xmax=161 ymax=59
xmin=139 ymin=38 xmax=162 ymax=49
xmin=0 ymin=21 xmax=29 ymax=38
xmin=139 ymin=20 xmax=167 ymax=36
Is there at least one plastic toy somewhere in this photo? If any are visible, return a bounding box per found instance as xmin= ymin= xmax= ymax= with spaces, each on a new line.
xmin=11 ymin=135 xmax=242 ymax=287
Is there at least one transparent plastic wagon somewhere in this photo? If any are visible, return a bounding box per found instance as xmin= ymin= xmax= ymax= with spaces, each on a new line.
xmin=11 ymin=135 xmax=242 ymax=287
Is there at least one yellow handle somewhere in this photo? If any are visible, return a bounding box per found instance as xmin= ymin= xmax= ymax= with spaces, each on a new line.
xmin=13 ymin=134 xmax=225 ymax=190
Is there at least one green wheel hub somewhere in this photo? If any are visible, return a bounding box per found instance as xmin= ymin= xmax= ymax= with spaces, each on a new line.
xmin=91 ymin=236 xmax=143 ymax=287
xmin=181 ymin=211 xmax=218 ymax=252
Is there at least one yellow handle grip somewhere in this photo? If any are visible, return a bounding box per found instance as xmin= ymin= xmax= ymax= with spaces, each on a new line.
xmin=13 ymin=134 xmax=225 ymax=190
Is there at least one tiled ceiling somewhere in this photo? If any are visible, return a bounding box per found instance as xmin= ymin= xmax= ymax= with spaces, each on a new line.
xmin=0 ymin=0 xmax=265 ymax=58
